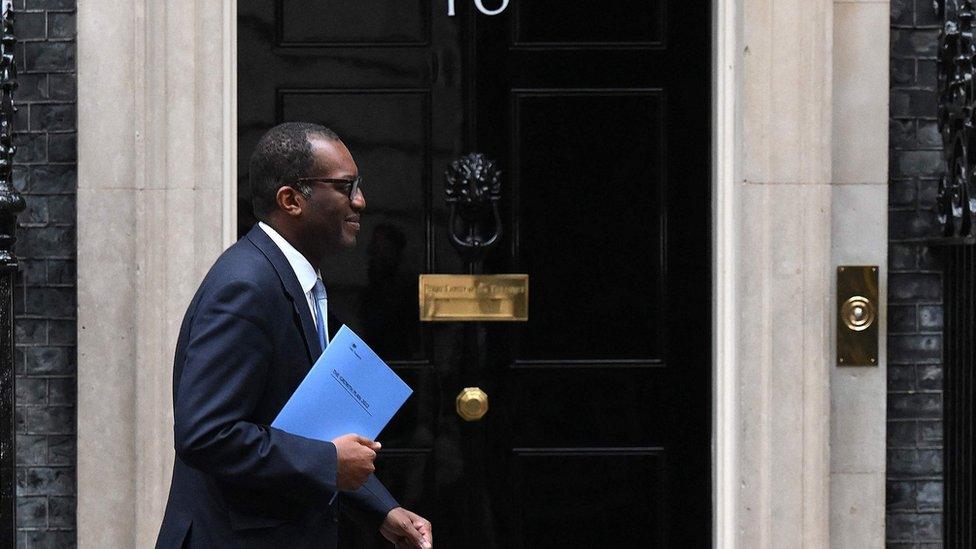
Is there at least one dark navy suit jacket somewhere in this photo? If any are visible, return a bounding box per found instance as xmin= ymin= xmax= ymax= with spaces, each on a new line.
xmin=156 ymin=225 xmax=398 ymax=548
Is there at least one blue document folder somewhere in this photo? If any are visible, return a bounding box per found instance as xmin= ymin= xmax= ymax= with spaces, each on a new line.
xmin=272 ymin=325 xmax=413 ymax=443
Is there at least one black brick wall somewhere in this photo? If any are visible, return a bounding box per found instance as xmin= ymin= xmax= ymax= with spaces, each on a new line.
xmin=10 ymin=0 xmax=76 ymax=547
xmin=888 ymin=0 xmax=946 ymax=547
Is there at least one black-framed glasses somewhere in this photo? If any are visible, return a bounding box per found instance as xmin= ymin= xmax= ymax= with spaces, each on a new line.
xmin=295 ymin=176 xmax=364 ymax=200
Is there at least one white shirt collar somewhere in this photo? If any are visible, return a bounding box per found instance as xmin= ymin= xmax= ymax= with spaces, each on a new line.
xmin=258 ymin=221 xmax=319 ymax=294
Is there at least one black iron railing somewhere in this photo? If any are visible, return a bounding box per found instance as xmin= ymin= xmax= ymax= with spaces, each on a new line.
xmin=936 ymin=1 xmax=976 ymax=545
xmin=0 ymin=1 xmax=22 ymax=544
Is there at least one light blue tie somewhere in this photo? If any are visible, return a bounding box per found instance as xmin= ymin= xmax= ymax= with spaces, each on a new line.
xmin=311 ymin=278 xmax=329 ymax=352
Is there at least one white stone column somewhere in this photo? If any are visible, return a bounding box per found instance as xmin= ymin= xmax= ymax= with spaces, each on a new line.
xmin=715 ymin=0 xmax=889 ymax=546
xmin=829 ymin=0 xmax=889 ymax=547
xmin=720 ymin=0 xmax=835 ymax=546
xmin=76 ymin=1 xmax=237 ymax=547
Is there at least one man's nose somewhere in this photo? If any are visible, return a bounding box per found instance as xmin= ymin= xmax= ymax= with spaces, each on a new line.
xmin=351 ymin=189 xmax=366 ymax=211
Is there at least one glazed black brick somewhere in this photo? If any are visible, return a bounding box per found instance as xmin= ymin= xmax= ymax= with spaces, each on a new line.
xmin=890 ymin=209 xmax=941 ymax=239
xmin=917 ymin=178 xmax=939 ymax=205
xmin=916 ymin=364 xmax=943 ymax=390
xmin=14 ymin=105 xmax=28 ymax=132
xmin=46 ymin=260 xmax=73 ymax=284
xmin=917 ymin=512 xmax=943 ymax=540
xmin=25 ymin=287 xmax=75 ymax=317
xmin=915 ymin=1 xmax=941 ymax=27
xmin=15 ymin=284 xmax=25 ymax=316
xmin=16 ymin=12 xmax=45 ymax=40
xmin=888 ymin=421 xmax=918 ymax=447
xmin=48 ymin=74 xmax=74 ymax=101
xmin=891 ymin=0 xmax=913 ymax=26
xmin=30 ymin=104 xmax=75 ymax=132
xmin=17 ymin=467 xmax=73 ymax=496
xmin=19 ymin=226 xmax=74 ymax=258
xmin=918 ymin=245 xmax=940 ymax=269
xmin=48 ymin=12 xmax=74 ymax=39
xmin=892 ymin=29 xmax=939 ymax=57
xmin=46 ymin=195 xmax=73 ymax=224
xmin=18 ymin=530 xmax=77 ymax=548
xmin=25 ymin=347 xmax=74 ymax=375
xmin=889 ymin=242 xmax=918 ymax=270
xmin=31 ymin=165 xmax=76 ymax=194
xmin=16 ymin=435 xmax=45 ymax=466
xmin=916 ymin=481 xmax=943 ymax=510
xmin=20 ymin=195 xmax=47 ymax=226
xmin=891 ymin=89 xmax=939 ymax=118
xmin=16 ymin=378 xmax=45 ymax=405
xmin=889 ymin=448 xmax=943 ymax=476
xmin=13 ymin=132 xmax=45 ymax=163
xmin=16 ymin=496 xmax=46 ymax=528
xmin=25 ymin=406 xmax=73 ymax=435
xmin=888 ymin=273 xmax=941 ymax=302
xmin=889 ymin=364 xmax=916 ymax=391
xmin=47 ymin=320 xmax=74 ymax=345
xmin=46 ymin=435 xmax=72 ymax=466
xmin=47 ymin=378 xmax=73 ymax=405
xmin=889 ymin=393 xmax=942 ymax=420
xmin=24 ymin=41 xmax=74 ymax=72
xmin=888 ymin=335 xmax=941 ymax=363
xmin=890 ymin=119 xmax=915 ymax=149
xmin=48 ymin=132 xmax=75 ymax=162
xmin=49 ymin=496 xmax=75 ymax=528
xmin=886 ymin=512 xmax=943 ymax=542
xmin=887 ymin=513 xmax=916 ymax=542
xmin=15 ymin=406 xmax=26 ymax=433
xmin=918 ymin=59 xmax=938 ymax=89
xmin=918 ymin=305 xmax=942 ymax=331
xmin=892 ymin=149 xmax=943 ymax=177
xmin=916 ymin=120 xmax=940 ymax=147
xmin=16 ymin=74 xmax=48 ymax=101
xmin=888 ymin=181 xmax=915 ymax=208
xmin=16 ymin=319 xmax=46 ymax=345
xmin=891 ymin=58 xmax=915 ymax=87
xmin=17 ymin=259 xmax=44 ymax=286
xmin=13 ymin=165 xmax=27 ymax=193
xmin=919 ymin=421 xmax=943 ymax=444
xmin=26 ymin=0 xmax=74 ymax=8
xmin=889 ymin=304 xmax=916 ymax=333
xmin=887 ymin=480 xmax=915 ymax=510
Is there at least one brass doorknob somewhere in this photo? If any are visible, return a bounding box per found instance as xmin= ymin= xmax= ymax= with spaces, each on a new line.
xmin=456 ymin=387 xmax=489 ymax=421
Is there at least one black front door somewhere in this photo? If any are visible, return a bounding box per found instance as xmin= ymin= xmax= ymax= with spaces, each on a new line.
xmin=238 ymin=1 xmax=710 ymax=546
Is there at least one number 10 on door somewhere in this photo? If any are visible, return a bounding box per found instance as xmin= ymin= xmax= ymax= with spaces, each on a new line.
xmin=448 ymin=0 xmax=510 ymax=16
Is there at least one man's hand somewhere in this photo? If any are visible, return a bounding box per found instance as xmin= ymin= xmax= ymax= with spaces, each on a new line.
xmin=380 ymin=507 xmax=432 ymax=549
xmin=331 ymin=434 xmax=380 ymax=490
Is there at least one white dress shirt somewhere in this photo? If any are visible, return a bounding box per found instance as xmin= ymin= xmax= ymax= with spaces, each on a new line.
xmin=258 ymin=221 xmax=326 ymax=330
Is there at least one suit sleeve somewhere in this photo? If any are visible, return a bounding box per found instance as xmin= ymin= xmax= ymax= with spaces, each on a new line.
xmin=173 ymin=277 xmax=338 ymax=505
xmin=341 ymin=474 xmax=399 ymax=530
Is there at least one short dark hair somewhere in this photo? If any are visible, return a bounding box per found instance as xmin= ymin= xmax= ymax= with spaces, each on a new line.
xmin=248 ymin=122 xmax=340 ymax=220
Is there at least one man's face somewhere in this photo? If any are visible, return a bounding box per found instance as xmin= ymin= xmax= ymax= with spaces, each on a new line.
xmin=299 ymin=137 xmax=366 ymax=254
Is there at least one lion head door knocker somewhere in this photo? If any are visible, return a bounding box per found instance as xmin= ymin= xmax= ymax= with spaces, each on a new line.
xmin=444 ymin=153 xmax=503 ymax=263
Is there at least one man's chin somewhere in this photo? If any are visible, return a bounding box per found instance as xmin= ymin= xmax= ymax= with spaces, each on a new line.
xmin=340 ymin=234 xmax=359 ymax=249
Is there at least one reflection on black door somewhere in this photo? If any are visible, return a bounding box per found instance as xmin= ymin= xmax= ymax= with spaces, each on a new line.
xmin=238 ymin=1 xmax=710 ymax=546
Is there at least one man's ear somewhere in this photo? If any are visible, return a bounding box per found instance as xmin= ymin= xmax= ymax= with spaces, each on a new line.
xmin=275 ymin=185 xmax=304 ymax=218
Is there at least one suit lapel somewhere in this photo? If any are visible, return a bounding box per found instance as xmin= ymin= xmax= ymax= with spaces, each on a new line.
xmin=246 ymin=225 xmax=323 ymax=363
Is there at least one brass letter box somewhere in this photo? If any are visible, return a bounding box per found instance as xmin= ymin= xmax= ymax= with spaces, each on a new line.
xmin=419 ymin=274 xmax=528 ymax=322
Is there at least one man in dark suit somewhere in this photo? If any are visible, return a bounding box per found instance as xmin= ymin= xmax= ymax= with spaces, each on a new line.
xmin=156 ymin=122 xmax=432 ymax=548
